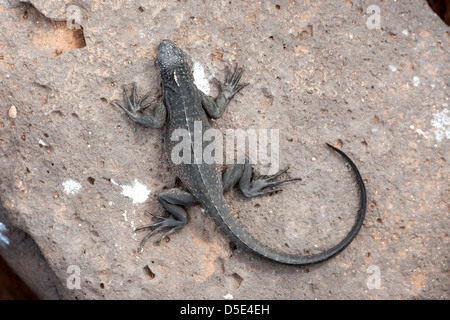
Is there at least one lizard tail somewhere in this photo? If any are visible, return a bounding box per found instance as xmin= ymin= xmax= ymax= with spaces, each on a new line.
xmin=207 ymin=143 xmax=367 ymax=265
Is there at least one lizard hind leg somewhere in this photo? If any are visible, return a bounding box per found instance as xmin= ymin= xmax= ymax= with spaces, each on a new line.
xmin=222 ymin=159 xmax=301 ymax=198
xmin=135 ymin=189 xmax=197 ymax=253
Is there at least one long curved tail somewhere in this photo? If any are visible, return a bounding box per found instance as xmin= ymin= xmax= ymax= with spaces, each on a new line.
xmin=208 ymin=143 xmax=367 ymax=265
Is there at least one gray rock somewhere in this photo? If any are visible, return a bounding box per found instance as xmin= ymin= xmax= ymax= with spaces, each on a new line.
xmin=0 ymin=0 xmax=448 ymax=299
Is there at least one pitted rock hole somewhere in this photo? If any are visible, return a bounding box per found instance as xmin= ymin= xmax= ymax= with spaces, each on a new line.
xmin=21 ymin=2 xmax=86 ymax=57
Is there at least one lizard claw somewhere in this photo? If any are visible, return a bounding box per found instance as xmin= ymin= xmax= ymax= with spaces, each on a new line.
xmin=143 ymin=210 xmax=166 ymax=222
xmin=222 ymin=65 xmax=249 ymax=98
xmin=135 ymin=214 xmax=185 ymax=253
xmin=244 ymin=167 xmax=301 ymax=198
xmin=114 ymin=83 xmax=152 ymax=116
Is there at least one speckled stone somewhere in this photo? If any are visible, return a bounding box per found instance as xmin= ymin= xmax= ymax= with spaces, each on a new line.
xmin=0 ymin=0 xmax=448 ymax=299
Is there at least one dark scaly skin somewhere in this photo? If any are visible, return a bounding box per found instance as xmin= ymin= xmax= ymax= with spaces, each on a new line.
xmin=114 ymin=40 xmax=367 ymax=265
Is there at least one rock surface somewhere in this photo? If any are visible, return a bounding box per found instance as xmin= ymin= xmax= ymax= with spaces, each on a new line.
xmin=0 ymin=0 xmax=448 ymax=299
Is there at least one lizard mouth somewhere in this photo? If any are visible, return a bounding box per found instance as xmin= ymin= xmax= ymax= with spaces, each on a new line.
xmin=157 ymin=39 xmax=185 ymax=72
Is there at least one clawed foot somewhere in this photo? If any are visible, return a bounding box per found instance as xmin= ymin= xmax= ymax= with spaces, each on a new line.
xmin=244 ymin=167 xmax=301 ymax=197
xmin=135 ymin=211 xmax=185 ymax=253
xmin=221 ymin=65 xmax=249 ymax=99
xmin=114 ymin=83 xmax=152 ymax=118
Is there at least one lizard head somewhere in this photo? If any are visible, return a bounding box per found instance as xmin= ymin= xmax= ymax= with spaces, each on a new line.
xmin=157 ymin=40 xmax=187 ymax=73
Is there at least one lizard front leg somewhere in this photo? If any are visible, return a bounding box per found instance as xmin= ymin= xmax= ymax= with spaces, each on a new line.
xmin=201 ymin=65 xmax=248 ymax=119
xmin=114 ymin=83 xmax=167 ymax=129
xmin=222 ymin=158 xmax=301 ymax=198
xmin=135 ymin=189 xmax=197 ymax=252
